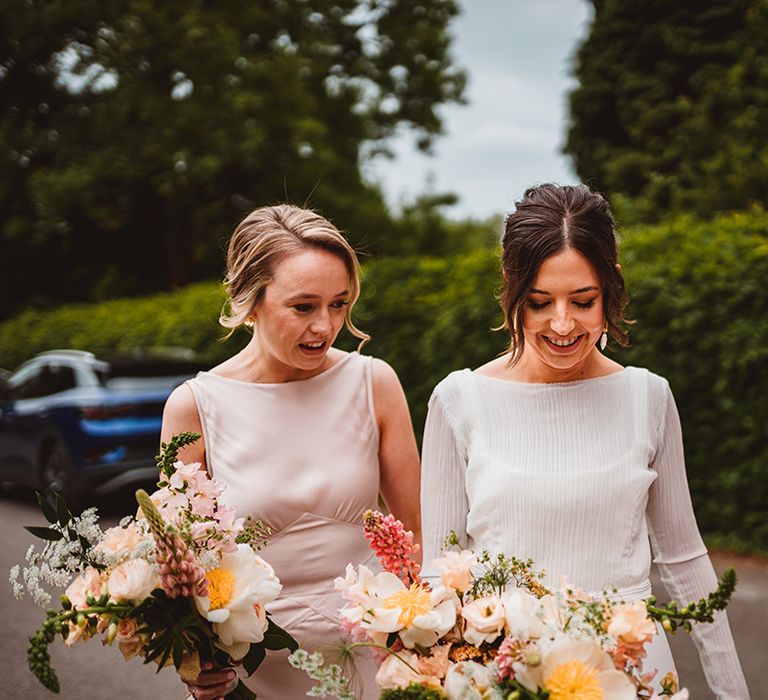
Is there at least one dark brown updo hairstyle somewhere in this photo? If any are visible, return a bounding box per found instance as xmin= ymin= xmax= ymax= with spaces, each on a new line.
xmin=499 ymin=183 xmax=631 ymax=364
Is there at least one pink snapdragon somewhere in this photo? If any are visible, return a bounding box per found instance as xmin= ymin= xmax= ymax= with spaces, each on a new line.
xmin=495 ymin=637 xmax=518 ymax=680
xmin=362 ymin=510 xmax=421 ymax=585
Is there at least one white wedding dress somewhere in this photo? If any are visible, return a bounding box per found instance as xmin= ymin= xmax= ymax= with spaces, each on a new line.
xmin=420 ymin=366 xmax=748 ymax=698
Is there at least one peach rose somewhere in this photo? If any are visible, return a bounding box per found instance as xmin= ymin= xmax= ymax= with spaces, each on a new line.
xmin=115 ymin=617 xmax=140 ymax=641
xmin=118 ymin=636 xmax=145 ymax=660
xmin=607 ymin=600 xmax=656 ymax=643
xmin=417 ymin=644 xmax=451 ymax=679
xmin=108 ymin=559 xmax=159 ymax=602
xmin=431 ymin=550 xmax=476 ymax=593
xmin=96 ymin=523 xmax=144 ymax=557
xmin=65 ymin=568 xmax=102 ymax=609
xmin=375 ymin=651 xmax=428 ymax=690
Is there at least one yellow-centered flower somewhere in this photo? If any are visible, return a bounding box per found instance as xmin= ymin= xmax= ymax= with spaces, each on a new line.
xmin=383 ymin=583 xmax=432 ymax=626
xmin=546 ymin=660 xmax=603 ymax=700
xmin=206 ymin=568 xmax=235 ymax=610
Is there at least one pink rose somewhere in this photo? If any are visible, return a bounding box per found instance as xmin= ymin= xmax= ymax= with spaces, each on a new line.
xmin=108 ymin=559 xmax=159 ymax=601
xmin=65 ymin=568 xmax=102 ymax=609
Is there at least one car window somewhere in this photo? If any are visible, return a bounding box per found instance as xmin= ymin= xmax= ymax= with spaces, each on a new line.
xmin=10 ymin=363 xmax=76 ymax=399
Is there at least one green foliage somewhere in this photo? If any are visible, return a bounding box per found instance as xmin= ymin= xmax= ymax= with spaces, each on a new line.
xmin=352 ymin=250 xmax=507 ymax=433
xmin=380 ymin=192 xmax=501 ymax=256
xmin=468 ymin=552 xmax=547 ymax=601
xmin=1 ymin=211 xmax=767 ymax=550
xmin=566 ymin=0 xmax=768 ymax=221
xmin=0 ymin=282 xmax=239 ymax=371
xmin=0 ymin=0 xmax=466 ymax=319
xmin=156 ymin=431 xmax=201 ymax=480
xmin=646 ymin=568 xmax=737 ymax=633
xmin=380 ymin=683 xmax=446 ymax=699
xmin=27 ymin=614 xmax=61 ymax=693
xmin=615 ymin=211 xmax=768 ymax=551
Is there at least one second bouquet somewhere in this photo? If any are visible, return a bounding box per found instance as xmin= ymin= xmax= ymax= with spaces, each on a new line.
xmin=11 ymin=432 xmax=296 ymax=699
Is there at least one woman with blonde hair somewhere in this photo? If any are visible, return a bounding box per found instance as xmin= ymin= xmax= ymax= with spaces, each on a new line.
xmin=164 ymin=204 xmax=421 ymax=699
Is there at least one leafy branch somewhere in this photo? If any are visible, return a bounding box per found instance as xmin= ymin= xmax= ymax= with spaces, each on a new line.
xmin=468 ymin=551 xmax=548 ymax=600
xmin=27 ymin=596 xmax=135 ymax=693
xmin=646 ymin=568 xmax=737 ymax=633
xmin=155 ymin=431 xmax=201 ymax=481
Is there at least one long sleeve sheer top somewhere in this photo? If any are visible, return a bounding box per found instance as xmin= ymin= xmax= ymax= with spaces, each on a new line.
xmin=420 ymin=366 xmax=748 ymax=699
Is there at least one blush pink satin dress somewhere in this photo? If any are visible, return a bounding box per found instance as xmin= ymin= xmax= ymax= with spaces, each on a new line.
xmin=187 ymin=351 xmax=381 ymax=699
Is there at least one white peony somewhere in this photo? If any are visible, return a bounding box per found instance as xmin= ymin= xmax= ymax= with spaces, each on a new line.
xmin=337 ymin=565 xmax=458 ymax=649
xmin=502 ymin=588 xmax=545 ymax=640
xmin=194 ymin=544 xmax=282 ymax=660
xmin=515 ymin=637 xmax=636 ymax=700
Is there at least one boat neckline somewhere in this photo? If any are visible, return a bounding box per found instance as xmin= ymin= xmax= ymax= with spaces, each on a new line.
xmin=467 ymin=365 xmax=632 ymax=388
xmin=198 ymin=350 xmax=357 ymax=387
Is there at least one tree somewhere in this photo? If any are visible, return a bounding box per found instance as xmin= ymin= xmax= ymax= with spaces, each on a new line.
xmin=0 ymin=0 xmax=466 ymax=319
xmin=564 ymin=0 xmax=768 ymax=220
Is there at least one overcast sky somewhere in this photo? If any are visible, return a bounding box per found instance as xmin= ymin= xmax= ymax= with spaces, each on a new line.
xmin=365 ymin=0 xmax=594 ymax=221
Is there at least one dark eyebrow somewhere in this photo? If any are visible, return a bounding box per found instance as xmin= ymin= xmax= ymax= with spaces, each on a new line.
xmin=529 ymin=286 xmax=600 ymax=295
xmin=286 ymin=290 xmax=349 ymax=302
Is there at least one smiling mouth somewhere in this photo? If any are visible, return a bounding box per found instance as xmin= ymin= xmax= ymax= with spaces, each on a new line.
xmin=299 ymin=340 xmax=327 ymax=352
xmin=542 ymin=335 xmax=583 ymax=352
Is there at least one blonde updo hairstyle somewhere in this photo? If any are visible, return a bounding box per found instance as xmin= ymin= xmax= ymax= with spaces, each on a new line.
xmin=220 ymin=204 xmax=369 ymax=348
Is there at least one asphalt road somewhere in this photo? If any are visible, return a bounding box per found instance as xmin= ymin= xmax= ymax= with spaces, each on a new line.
xmin=1 ymin=487 xmax=764 ymax=699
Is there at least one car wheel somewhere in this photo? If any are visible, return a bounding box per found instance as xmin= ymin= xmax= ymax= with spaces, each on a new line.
xmin=40 ymin=440 xmax=79 ymax=509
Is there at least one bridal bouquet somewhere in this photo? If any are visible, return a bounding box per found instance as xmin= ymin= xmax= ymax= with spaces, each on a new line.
xmin=10 ymin=432 xmax=296 ymax=699
xmin=290 ymin=511 xmax=735 ymax=700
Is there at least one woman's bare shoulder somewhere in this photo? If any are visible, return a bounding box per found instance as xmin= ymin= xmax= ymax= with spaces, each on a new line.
xmin=162 ymin=383 xmax=202 ymax=437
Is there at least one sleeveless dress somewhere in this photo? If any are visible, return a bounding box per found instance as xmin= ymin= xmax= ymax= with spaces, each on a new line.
xmin=187 ymin=351 xmax=381 ymax=699
xmin=421 ymin=367 xmax=749 ymax=699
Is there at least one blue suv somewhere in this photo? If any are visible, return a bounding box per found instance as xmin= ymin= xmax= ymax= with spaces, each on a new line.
xmin=0 ymin=349 xmax=205 ymax=506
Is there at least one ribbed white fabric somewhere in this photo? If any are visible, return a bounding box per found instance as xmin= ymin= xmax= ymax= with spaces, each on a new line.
xmin=421 ymin=366 xmax=749 ymax=699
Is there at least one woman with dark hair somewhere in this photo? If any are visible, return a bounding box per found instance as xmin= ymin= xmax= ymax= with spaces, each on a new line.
xmin=420 ymin=184 xmax=748 ymax=698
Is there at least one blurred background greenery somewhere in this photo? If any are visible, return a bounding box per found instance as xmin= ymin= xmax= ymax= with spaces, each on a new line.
xmin=1 ymin=0 xmax=766 ymax=551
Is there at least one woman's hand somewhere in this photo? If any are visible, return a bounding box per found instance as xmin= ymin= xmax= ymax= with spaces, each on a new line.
xmin=185 ymin=661 xmax=238 ymax=700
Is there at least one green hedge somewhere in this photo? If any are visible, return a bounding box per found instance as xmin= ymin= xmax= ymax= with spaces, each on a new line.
xmin=617 ymin=211 xmax=768 ymax=553
xmin=1 ymin=212 xmax=766 ymax=550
